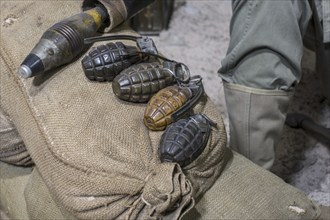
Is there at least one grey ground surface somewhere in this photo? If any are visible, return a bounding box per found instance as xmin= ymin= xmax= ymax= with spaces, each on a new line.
xmin=151 ymin=0 xmax=330 ymax=206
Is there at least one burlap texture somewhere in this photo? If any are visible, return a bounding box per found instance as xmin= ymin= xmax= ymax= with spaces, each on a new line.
xmin=184 ymin=150 xmax=321 ymax=220
xmin=0 ymin=1 xmax=226 ymax=219
xmin=24 ymin=167 xmax=75 ymax=220
xmin=0 ymin=151 xmax=321 ymax=220
xmin=0 ymin=161 xmax=32 ymax=220
xmin=0 ymin=108 xmax=33 ymax=166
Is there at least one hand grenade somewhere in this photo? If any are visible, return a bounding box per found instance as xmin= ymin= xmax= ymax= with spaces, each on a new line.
xmin=81 ymin=36 xmax=158 ymax=82
xmin=159 ymin=114 xmax=217 ymax=167
xmin=144 ymin=76 xmax=204 ymax=131
xmin=81 ymin=42 xmax=142 ymax=82
xmin=112 ymin=61 xmax=190 ymax=103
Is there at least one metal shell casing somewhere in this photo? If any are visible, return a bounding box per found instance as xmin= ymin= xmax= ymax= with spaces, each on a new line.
xmin=81 ymin=42 xmax=141 ymax=82
xmin=144 ymin=85 xmax=192 ymax=131
xmin=159 ymin=114 xmax=215 ymax=167
xmin=112 ymin=62 xmax=176 ymax=103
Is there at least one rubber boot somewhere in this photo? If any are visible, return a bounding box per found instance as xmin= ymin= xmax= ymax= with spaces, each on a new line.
xmin=223 ymin=82 xmax=293 ymax=170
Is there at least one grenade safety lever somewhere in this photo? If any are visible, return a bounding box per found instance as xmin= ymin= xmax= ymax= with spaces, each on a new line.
xmin=172 ymin=75 xmax=204 ymax=121
xmin=84 ymin=34 xmax=158 ymax=55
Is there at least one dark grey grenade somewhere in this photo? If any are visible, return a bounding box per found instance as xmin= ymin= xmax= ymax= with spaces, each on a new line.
xmin=81 ymin=42 xmax=142 ymax=82
xmin=112 ymin=61 xmax=177 ymax=103
xmin=159 ymin=114 xmax=217 ymax=167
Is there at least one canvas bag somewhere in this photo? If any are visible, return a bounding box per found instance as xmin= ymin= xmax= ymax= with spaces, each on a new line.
xmin=0 ymin=1 xmax=227 ymax=219
xmin=0 ymin=108 xmax=33 ymax=166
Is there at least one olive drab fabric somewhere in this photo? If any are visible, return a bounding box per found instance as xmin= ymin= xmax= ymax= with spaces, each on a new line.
xmin=0 ymin=1 xmax=226 ymax=219
xmin=218 ymin=0 xmax=330 ymax=170
xmin=223 ymin=83 xmax=293 ymax=169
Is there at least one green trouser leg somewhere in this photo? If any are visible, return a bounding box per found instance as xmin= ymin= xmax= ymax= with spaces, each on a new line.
xmin=219 ymin=0 xmax=312 ymax=169
xmin=223 ymin=83 xmax=292 ymax=170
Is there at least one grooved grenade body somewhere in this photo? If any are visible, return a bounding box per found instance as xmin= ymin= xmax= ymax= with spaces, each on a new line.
xmin=144 ymin=77 xmax=204 ymax=131
xmin=144 ymin=85 xmax=192 ymax=130
xmin=159 ymin=114 xmax=216 ymax=167
xmin=112 ymin=61 xmax=179 ymax=103
xmin=81 ymin=42 xmax=142 ymax=82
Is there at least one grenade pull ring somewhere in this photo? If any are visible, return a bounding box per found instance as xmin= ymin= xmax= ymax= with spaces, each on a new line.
xmin=173 ymin=62 xmax=191 ymax=85
xmin=162 ymin=61 xmax=190 ymax=84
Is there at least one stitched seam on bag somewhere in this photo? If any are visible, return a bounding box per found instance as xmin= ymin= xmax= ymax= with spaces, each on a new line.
xmin=0 ymin=46 xmax=113 ymax=176
xmin=0 ymin=144 xmax=26 ymax=158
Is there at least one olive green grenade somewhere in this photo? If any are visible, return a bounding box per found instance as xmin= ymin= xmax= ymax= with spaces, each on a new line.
xmin=81 ymin=36 xmax=158 ymax=82
xmin=112 ymin=61 xmax=189 ymax=103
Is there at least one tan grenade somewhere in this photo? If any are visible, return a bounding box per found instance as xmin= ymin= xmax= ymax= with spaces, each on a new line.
xmin=144 ymin=76 xmax=204 ymax=131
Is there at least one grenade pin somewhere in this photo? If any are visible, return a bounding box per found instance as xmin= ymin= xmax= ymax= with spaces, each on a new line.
xmin=117 ymin=36 xmax=159 ymax=62
xmin=161 ymin=61 xmax=191 ymax=86
xmin=173 ymin=62 xmax=191 ymax=85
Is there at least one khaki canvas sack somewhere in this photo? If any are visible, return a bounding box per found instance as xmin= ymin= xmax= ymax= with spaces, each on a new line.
xmin=0 ymin=1 xmax=321 ymax=219
xmin=0 ymin=1 xmax=226 ymax=219
xmin=0 ymin=108 xmax=33 ymax=166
